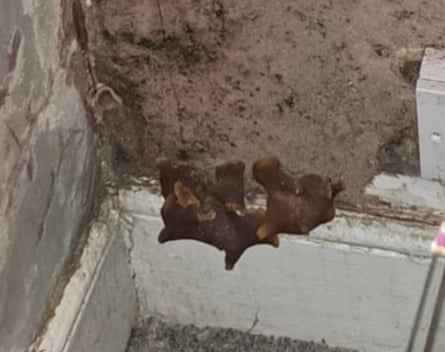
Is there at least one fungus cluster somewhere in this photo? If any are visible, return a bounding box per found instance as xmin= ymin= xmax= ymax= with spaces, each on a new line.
xmin=156 ymin=157 xmax=344 ymax=270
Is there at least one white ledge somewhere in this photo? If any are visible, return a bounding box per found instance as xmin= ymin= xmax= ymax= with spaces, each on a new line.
xmin=365 ymin=173 xmax=445 ymax=225
xmin=31 ymin=201 xmax=136 ymax=352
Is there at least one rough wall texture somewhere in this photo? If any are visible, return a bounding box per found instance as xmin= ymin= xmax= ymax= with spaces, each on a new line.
xmin=0 ymin=0 xmax=99 ymax=351
xmin=85 ymin=0 xmax=440 ymax=207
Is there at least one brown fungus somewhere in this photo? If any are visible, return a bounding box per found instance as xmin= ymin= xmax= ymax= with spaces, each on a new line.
xmin=156 ymin=158 xmax=279 ymax=270
xmin=156 ymin=156 xmax=342 ymax=270
xmin=252 ymin=157 xmax=297 ymax=193
xmin=158 ymin=181 xmax=279 ymax=270
xmin=253 ymin=157 xmax=344 ymax=240
xmin=155 ymin=157 xmax=215 ymax=220
xmin=212 ymin=160 xmax=246 ymax=214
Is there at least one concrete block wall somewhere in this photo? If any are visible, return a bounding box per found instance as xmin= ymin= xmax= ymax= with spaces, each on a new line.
xmin=0 ymin=0 xmax=99 ymax=351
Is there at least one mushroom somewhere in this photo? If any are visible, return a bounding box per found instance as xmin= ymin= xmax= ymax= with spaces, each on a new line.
xmin=253 ymin=157 xmax=344 ymax=239
xmin=212 ymin=160 xmax=246 ymax=214
xmin=156 ymin=158 xmax=279 ymax=270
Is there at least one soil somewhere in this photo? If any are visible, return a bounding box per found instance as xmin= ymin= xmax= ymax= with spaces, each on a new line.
xmin=86 ymin=0 xmax=445 ymax=207
xmin=126 ymin=317 xmax=357 ymax=352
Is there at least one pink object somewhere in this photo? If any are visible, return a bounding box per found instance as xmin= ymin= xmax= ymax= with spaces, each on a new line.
xmin=436 ymin=233 xmax=445 ymax=247
xmin=431 ymin=224 xmax=445 ymax=255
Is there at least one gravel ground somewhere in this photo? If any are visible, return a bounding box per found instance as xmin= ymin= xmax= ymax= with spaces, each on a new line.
xmin=126 ymin=317 xmax=357 ymax=352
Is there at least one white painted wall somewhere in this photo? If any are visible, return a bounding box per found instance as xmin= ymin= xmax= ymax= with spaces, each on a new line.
xmin=120 ymin=187 xmax=437 ymax=352
xmin=34 ymin=203 xmax=136 ymax=352
xmin=417 ymin=48 xmax=445 ymax=180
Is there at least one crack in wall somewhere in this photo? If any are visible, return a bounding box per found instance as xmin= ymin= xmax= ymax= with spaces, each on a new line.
xmin=8 ymin=30 xmax=22 ymax=73
xmin=0 ymin=88 xmax=7 ymax=107
xmin=36 ymin=129 xmax=84 ymax=243
xmin=3 ymin=72 xmax=54 ymax=214
xmin=4 ymin=122 xmax=22 ymax=149
xmin=155 ymin=0 xmax=166 ymax=38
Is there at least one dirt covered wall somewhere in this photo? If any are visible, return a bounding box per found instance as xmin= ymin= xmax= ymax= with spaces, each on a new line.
xmin=86 ymin=0 xmax=443 ymax=207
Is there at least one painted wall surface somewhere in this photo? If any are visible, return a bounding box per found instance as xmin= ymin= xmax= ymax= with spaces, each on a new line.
xmin=120 ymin=189 xmax=432 ymax=352
xmin=0 ymin=0 xmax=98 ymax=351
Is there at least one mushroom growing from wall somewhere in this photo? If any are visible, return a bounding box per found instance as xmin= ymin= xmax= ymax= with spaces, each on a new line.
xmin=155 ymin=156 xmax=344 ymax=270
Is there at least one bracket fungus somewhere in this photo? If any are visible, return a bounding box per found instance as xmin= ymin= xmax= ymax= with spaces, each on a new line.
xmin=212 ymin=160 xmax=246 ymax=214
xmin=155 ymin=156 xmax=344 ymax=270
xmin=253 ymin=157 xmax=344 ymax=240
xmin=156 ymin=158 xmax=279 ymax=270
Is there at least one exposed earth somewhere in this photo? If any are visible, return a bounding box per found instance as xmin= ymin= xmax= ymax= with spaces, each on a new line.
xmin=86 ymin=0 xmax=445 ymax=207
